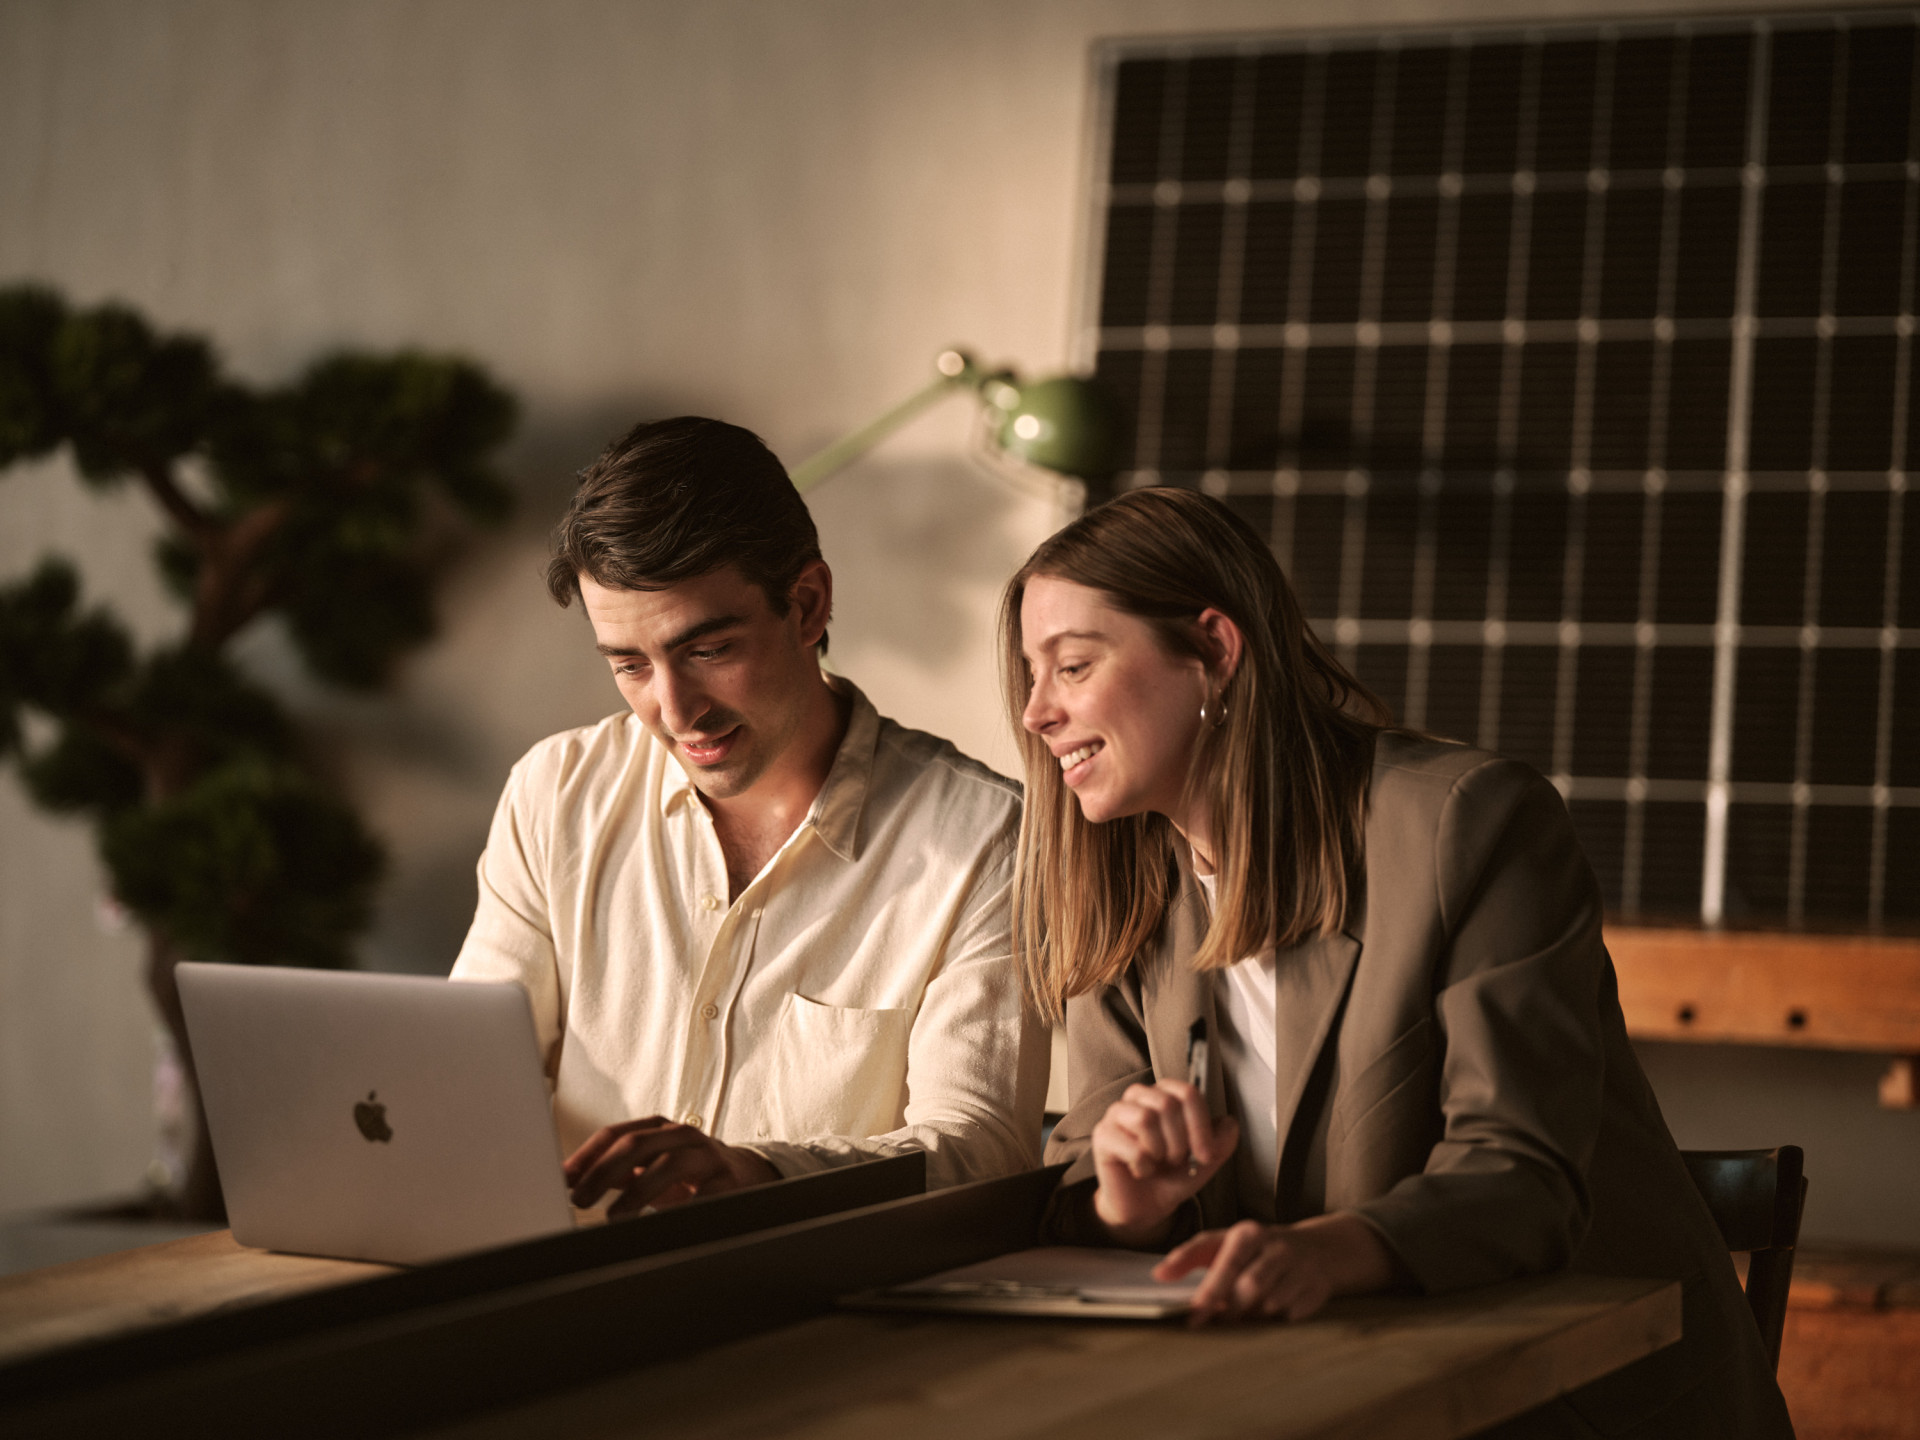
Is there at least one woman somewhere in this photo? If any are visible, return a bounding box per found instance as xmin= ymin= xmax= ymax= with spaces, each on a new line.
xmin=1004 ymin=489 xmax=1791 ymax=1437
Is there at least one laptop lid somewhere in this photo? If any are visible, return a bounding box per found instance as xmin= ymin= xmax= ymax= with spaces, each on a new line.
xmin=177 ymin=963 xmax=574 ymax=1266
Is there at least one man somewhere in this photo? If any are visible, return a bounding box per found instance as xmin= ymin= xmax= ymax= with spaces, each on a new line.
xmin=452 ymin=416 xmax=1047 ymax=1214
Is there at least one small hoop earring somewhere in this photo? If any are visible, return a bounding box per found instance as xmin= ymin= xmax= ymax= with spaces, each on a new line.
xmin=1199 ymin=692 xmax=1228 ymax=729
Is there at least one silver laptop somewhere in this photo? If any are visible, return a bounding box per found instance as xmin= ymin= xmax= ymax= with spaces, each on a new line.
xmin=177 ymin=962 xmax=575 ymax=1265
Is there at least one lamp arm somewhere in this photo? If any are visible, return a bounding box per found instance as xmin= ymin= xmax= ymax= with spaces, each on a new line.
xmin=789 ymin=369 xmax=973 ymax=493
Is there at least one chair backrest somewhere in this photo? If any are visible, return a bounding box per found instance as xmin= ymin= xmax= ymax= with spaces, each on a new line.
xmin=1680 ymin=1146 xmax=1807 ymax=1373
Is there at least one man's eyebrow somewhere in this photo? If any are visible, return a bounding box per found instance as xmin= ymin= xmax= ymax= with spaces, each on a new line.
xmin=594 ymin=614 xmax=745 ymax=658
xmin=667 ymin=614 xmax=746 ymax=650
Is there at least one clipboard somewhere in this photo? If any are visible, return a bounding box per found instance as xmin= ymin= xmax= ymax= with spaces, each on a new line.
xmin=841 ymin=1246 xmax=1200 ymax=1320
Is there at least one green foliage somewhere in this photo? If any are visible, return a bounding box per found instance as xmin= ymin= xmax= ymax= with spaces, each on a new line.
xmin=52 ymin=304 xmax=225 ymax=484
xmin=103 ymin=762 xmax=383 ymax=968
xmin=0 ymin=284 xmax=517 ymax=970
xmin=0 ymin=559 xmax=135 ymax=755
xmin=18 ymin=723 xmax=144 ymax=816
xmin=0 ymin=287 xmax=67 ymax=461
xmin=0 ymin=286 xmax=226 ymax=483
xmin=280 ymin=546 xmax=437 ymax=688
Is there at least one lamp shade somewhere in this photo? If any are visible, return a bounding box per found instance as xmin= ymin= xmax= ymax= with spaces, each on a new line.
xmin=789 ymin=351 xmax=1125 ymax=494
xmin=990 ymin=375 xmax=1122 ymax=481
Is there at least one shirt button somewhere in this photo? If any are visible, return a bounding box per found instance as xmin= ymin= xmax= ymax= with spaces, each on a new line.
xmin=699 ymin=894 xmax=721 ymax=912
xmin=700 ymin=1002 xmax=719 ymax=1021
xmin=683 ymin=1113 xmax=703 ymax=1129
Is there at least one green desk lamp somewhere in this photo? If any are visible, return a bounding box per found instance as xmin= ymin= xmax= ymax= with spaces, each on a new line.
xmin=788 ymin=350 xmax=1121 ymax=495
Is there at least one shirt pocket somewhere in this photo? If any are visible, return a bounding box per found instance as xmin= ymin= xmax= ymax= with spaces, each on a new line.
xmin=764 ymin=993 xmax=913 ymax=1140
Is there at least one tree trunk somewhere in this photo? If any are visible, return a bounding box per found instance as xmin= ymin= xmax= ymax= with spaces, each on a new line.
xmin=143 ymin=934 xmax=226 ymax=1222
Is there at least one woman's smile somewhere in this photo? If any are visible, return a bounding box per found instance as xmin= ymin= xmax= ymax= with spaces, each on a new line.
xmin=1057 ymin=740 xmax=1103 ymax=779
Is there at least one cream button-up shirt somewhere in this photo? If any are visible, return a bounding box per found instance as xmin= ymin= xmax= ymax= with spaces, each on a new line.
xmin=451 ymin=679 xmax=1048 ymax=1189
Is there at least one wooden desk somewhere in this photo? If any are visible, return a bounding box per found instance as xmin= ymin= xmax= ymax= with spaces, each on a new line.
xmin=420 ymin=1273 xmax=1681 ymax=1440
xmin=0 ymin=1153 xmax=923 ymax=1380
xmin=0 ymin=1170 xmax=1677 ymax=1440
xmin=0 ymin=1230 xmax=388 ymax=1366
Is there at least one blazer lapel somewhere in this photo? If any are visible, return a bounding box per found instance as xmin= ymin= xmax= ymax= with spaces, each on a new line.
xmin=1141 ymin=869 xmax=1220 ymax=1109
xmin=1270 ymin=924 xmax=1362 ymax=1188
xmin=1140 ymin=866 xmax=1243 ymax=1225
xmin=1148 ymin=853 xmax=1365 ymax=1222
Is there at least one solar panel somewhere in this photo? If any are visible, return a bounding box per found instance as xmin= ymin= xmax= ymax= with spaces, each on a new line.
xmin=1085 ymin=11 xmax=1918 ymax=932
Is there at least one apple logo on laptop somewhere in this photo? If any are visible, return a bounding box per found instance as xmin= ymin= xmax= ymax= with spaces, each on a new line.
xmin=353 ymin=1091 xmax=393 ymax=1144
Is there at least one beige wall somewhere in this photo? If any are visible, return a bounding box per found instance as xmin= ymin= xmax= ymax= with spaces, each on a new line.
xmin=7 ymin=0 xmax=1912 ymax=1244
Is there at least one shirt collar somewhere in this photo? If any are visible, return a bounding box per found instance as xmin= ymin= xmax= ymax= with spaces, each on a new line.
xmin=656 ymin=672 xmax=881 ymax=865
xmin=659 ymin=742 xmax=696 ymax=815
xmin=805 ymin=674 xmax=879 ymax=862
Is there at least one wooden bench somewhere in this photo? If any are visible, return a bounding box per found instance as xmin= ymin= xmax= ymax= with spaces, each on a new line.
xmin=1607 ymin=927 xmax=1920 ymax=1106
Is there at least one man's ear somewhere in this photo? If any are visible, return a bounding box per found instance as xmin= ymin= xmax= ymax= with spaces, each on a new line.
xmin=1195 ymin=607 xmax=1245 ymax=687
xmin=788 ymin=560 xmax=833 ymax=649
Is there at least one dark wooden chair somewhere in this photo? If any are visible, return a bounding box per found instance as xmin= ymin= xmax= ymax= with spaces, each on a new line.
xmin=1681 ymin=1146 xmax=1807 ymax=1372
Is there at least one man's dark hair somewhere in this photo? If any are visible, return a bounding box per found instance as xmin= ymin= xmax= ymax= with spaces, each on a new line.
xmin=548 ymin=417 xmax=824 ymax=636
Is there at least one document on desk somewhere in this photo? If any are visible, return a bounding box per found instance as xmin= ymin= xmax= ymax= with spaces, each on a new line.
xmin=844 ymin=1246 xmax=1201 ymax=1319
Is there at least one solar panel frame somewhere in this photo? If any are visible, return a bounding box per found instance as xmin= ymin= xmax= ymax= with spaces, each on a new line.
xmin=1077 ymin=9 xmax=1920 ymax=934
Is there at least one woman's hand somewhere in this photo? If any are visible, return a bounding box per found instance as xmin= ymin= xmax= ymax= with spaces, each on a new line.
xmin=1090 ymin=1079 xmax=1240 ymax=1248
xmin=1153 ymin=1211 xmax=1398 ymax=1323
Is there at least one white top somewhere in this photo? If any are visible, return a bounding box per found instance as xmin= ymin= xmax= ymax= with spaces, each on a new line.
xmin=451 ymin=678 xmax=1048 ymax=1189
xmin=1194 ymin=869 xmax=1280 ymax=1191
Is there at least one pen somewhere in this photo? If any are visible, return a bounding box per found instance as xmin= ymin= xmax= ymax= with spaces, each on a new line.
xmin=1186 ymin=1016 xmax=1209 ymax=1096
xmin=1185 ymin=1017 xmax=1209 ymax=1175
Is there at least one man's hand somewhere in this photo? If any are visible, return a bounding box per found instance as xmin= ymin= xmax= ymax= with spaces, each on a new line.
xmin=1090 ymin=1079 xmax=1240 ymax=1248
xmin=564 ymin=1117 xmax=780 ymax=1217
xmin=1153 ymin=1211 xmax=1399 ymax=1324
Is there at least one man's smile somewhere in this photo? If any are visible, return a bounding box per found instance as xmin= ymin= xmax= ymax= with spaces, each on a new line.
xmin=678 ymin=726 xmax=742 ymax=766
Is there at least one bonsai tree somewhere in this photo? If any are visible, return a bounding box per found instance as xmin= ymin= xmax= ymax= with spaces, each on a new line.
xmin=0 ymin=285 xmax=516 ymax=1218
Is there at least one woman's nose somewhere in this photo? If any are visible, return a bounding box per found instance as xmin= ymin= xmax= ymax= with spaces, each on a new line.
xmin=1022 ymin=678 xmax=1059 ymax=734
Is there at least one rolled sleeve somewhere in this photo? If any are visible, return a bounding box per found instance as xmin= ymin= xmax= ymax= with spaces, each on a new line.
xmin=450 ymin=759 xmax=565 ymax=1076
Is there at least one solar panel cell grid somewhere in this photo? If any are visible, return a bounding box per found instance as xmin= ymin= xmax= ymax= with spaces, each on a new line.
xmin=1090 ymin=12 xmax=1919 ymax=931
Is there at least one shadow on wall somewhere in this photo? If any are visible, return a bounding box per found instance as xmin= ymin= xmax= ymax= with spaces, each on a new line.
xmin=808 ymin=449 xmax=1070 ymax=775
xmin=813 ymin=449 xmax=1056 ymax=664
xmin=264 ymin=401 xmax=667 ymax=976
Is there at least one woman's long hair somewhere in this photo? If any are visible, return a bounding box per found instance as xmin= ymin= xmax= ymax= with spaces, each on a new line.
xmin=1002 ymin=488 xmax=1389 ymax=1020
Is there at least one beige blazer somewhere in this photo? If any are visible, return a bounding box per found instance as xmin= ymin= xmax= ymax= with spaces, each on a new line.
xmin=1043 ymin=733 xmax=1793 ymax=1439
